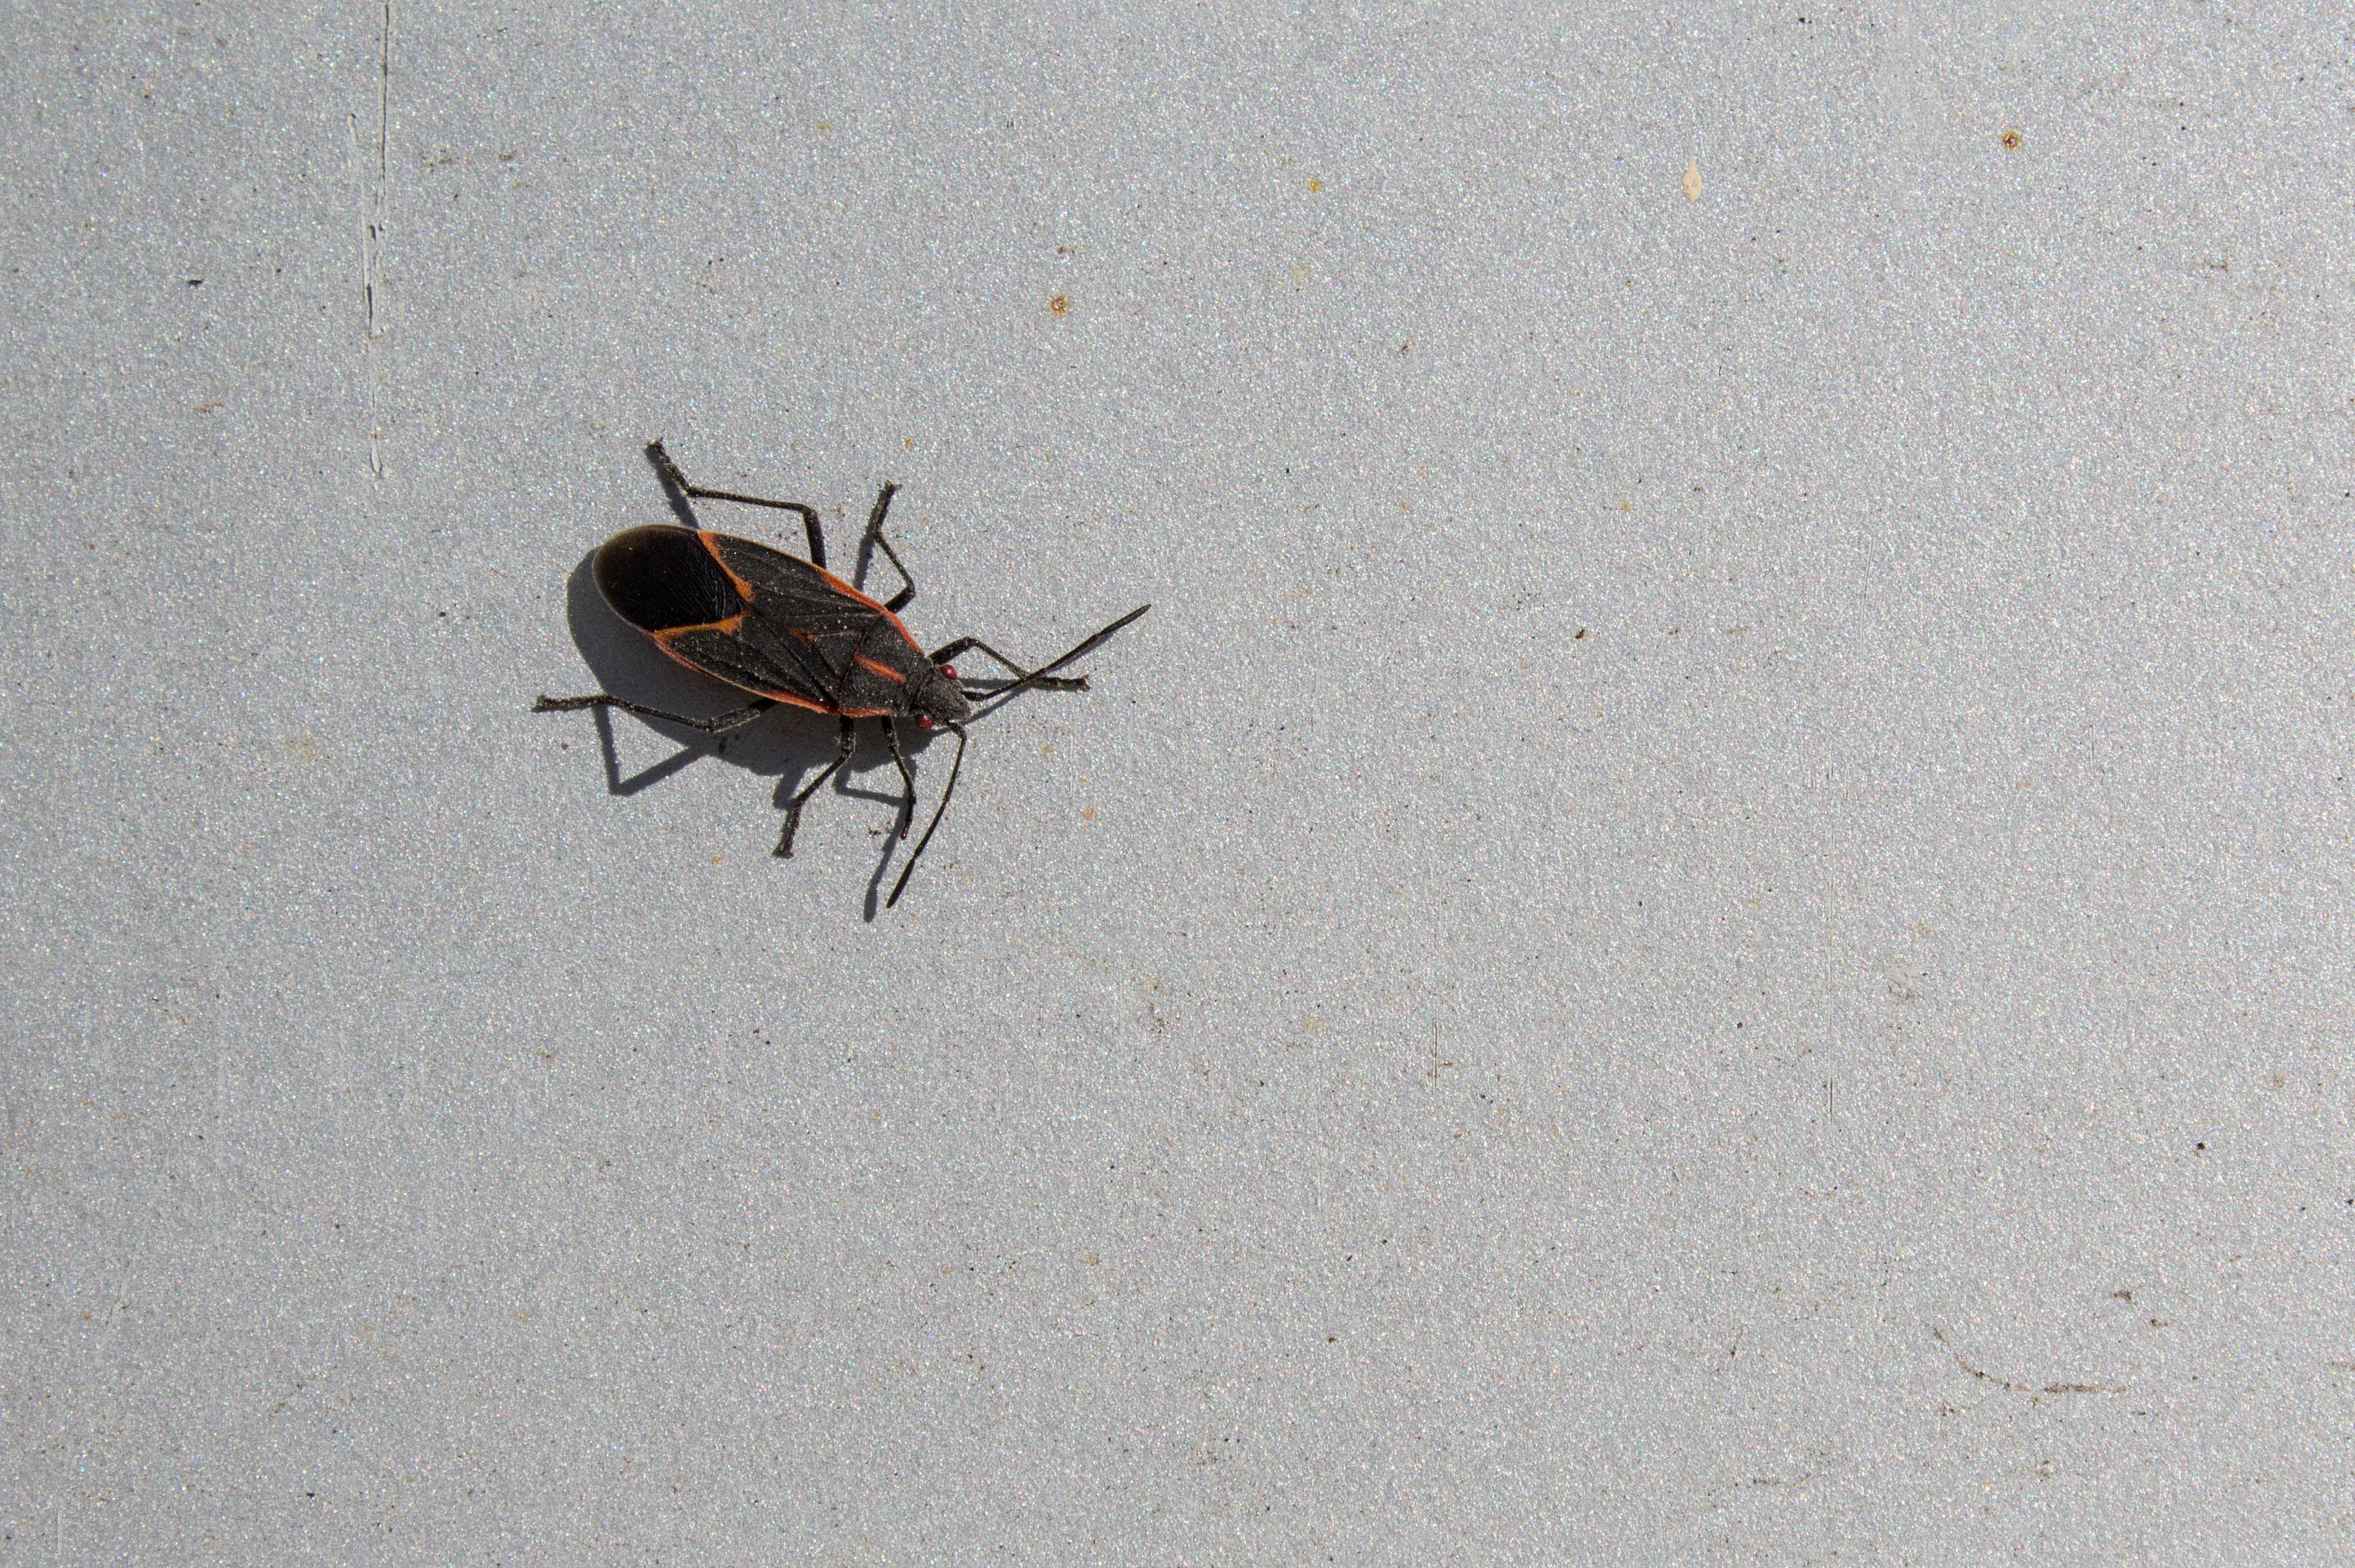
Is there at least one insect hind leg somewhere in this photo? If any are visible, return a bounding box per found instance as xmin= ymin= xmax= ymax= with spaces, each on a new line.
xmin=533 ymin=693 xmax=775 ymax=733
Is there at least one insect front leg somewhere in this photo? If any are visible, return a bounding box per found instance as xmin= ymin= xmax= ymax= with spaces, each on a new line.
xmin=941 ymin=604 xmax=1152 ymax=702
xmin=777 ymin=717 xmax=859 ymax=858
xmin=533 ymin=693 xmax=775 ymax=732
xmin=927 ymin=636 xmax=1090 ymax=693
xmin=646 ymin=439 xmax=829 ymax=567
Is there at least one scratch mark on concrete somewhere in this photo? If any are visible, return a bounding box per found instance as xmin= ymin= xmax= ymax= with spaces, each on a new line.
xmin=212 ymin=1021 xmax=234 ymax=1246
xmin=363 ymin=2 xmax=390 ymax=338
xmin=90 ymin=1255 xmax=136 ymax=1369
xmin=1932 ymin=1327 xmax=2119 ymax=1396
xmin=349 ymin=3 xmax=392 ymax=476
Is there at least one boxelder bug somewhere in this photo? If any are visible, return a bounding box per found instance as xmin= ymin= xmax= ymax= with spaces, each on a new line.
xmin=536 ymin=440 xmax=1149 ymax=907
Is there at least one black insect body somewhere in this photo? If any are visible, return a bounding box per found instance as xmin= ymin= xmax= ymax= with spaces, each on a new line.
xmin=537 ymin=440 xmax=1149 ymax=907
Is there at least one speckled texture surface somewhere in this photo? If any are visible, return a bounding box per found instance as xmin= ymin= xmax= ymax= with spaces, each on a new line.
xmin=4 ymin=2 xmax=2352 ymax=1561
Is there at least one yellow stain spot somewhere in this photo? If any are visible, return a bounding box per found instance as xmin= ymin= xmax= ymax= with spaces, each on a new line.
xmin=1620 ymin=501 xmax=1633 ymax=512
xmin=1684 ymin=158 xmax=1702 ymax=200
xmin=712 ymin=852 xmax=724 ymax=864
xmin=1290 ymin=263 xmax=1312 ymax=283
xmin=1081 ymin=807 xmax=1096 ymax=820
xmin=904 ymin=436 xmax=914 ymax=449
xmin=2000 ymin=127 xmax=2023 ymax=150
xmin=1048 ymin=294 xmax=1068 ymax=314
xmin=1307 ymin=177 xmax=1324 ymax=192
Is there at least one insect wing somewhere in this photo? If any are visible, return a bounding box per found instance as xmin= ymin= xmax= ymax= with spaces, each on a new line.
xmin=593 ymin=529 xmax=838 ymax=707
xmin=655 ymin=622 xmax=836 ymax=709
xmin=704 ymin=531 xmax=917 ymax=681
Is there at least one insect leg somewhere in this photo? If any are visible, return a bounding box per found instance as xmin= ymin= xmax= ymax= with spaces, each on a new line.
xmin=855 ymin=484 xmax=918 ymax=611
xmin=533 ymin=693 xmax=775 ymax=733
xmin=932 ymin=604 xmax=1150 ymax=703
xmin=646 ymin=438 xmax=828 ymax=567
xmin=927 ymin=637 xmax=1086 ymax=691
xmin=777 ymin=717 xmax=859 ymax=858
xmin=881 ymin=718 xmax=918 ymax=839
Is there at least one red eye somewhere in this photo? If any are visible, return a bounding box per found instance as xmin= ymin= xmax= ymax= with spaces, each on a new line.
xmin=942 ymin=664 xmax=959 ymax=680
xmin=917 ymin=715 xmax=933 ymax=729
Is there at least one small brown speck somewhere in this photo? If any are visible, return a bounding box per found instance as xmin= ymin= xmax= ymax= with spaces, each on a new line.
xmin=2000 ymin=128 xmax=2023 ymax=150
xmin=1081 ymin=807 xmax=1096 ymax=820
xmin=1307 ymin=177 xmax=1324 ymax=192
xmin=1575 ymin=627 xmax=1589 ymax=640
xmin=1048 ymin=294 xmax=1068 ymax=314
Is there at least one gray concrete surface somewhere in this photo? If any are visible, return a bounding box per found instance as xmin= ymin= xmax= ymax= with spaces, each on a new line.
xmin=3 ymin=1 xmax=2350 ymax=1561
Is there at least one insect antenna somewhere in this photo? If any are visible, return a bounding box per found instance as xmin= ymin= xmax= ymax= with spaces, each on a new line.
xmin=966 ymin=604 xmax=1152 ymax=722
xmin=886 ymin=721 xmax=967 ymax=908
